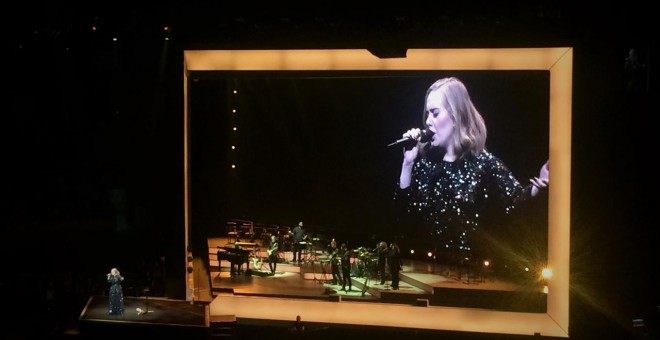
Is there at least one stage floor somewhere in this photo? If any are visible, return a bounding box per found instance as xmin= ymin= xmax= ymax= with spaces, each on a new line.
xmin=199 ymin=238 xmax=561 ymax=338
xmin=79 ymin=295 xmax=207 ymax=326
xmin=78 ymin=236 xmax=552 ymax=339
xmin=204 ymin=237 xmax=546 ymax=311
xmin=78 ymin=295 xmax=211 ymax=338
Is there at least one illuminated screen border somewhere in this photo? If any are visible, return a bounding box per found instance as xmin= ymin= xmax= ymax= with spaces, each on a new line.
xmin=183 ymin=48 xmax=572 ymax=337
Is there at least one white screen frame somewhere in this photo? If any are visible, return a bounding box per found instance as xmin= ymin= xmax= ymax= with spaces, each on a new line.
xmin=183 ymin=48 xmax=572 ymax=337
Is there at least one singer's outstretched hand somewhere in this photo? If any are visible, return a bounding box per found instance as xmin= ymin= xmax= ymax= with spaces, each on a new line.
xmin=530 ymin=161 xmax=549 ymax=197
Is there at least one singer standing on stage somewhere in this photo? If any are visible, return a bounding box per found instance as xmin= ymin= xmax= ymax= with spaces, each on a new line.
xmin=396 ymin=77 xmax=549 ymax=267
xmin=107 ymin=268 xmax=124 ymax=315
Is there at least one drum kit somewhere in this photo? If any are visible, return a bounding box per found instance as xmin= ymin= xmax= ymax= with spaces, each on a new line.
xmin=351 ymin=247 xmax=377 ymax=278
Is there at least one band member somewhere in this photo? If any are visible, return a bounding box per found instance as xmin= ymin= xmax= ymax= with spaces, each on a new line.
xmin=328 ymin=238 xmax=342 ymax=285
xmin=373 ymin=241 xmax=388 ymax=285
xmin=290 ymin=221 xmax=307 ymax=263
xmin=388 ymin=241 xmax=401 ymax=290
xmin=340 ymin=243 xmax=352 ymax=291
xmin=267 ymin=234 xmax=279 ymax=275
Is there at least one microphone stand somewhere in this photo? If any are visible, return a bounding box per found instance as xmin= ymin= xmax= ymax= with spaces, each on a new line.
xmin=143 ymin=287 xmax=150 ymax=313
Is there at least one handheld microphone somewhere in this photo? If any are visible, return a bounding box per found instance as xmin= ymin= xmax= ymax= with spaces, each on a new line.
xmin=387 ymin=128 xmax=433 ymax=147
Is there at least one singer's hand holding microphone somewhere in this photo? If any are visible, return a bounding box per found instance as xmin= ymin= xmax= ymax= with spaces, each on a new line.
xmin=391 ymin=128 xmax=432 ymax=165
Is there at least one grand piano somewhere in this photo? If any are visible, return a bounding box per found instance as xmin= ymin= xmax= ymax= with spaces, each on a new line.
xmin=217 ymin=242 xmax=258 ymax=276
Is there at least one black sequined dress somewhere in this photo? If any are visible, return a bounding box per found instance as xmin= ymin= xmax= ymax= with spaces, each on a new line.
xmin=107 ymin=275 xmax=124 ymax=315
xmin=395 ymin=151 xmax=533 ymax=265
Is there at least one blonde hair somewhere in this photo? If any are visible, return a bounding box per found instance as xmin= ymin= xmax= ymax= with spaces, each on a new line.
xmin=423 ymin=77 xmax=487 ymax=158
xmin=111 ymin=268 xmax=120 ymax=276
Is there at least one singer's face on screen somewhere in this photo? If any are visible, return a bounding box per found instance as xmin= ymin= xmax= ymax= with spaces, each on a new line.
xmin=425 ymin=89 xmax=454 ymax=148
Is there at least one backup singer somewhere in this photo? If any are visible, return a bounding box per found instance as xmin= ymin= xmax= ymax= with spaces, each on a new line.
xmin=388 ymin=241 xmax=401 ymax=290
xmin=340 ymin=243 xmax=352 ymax=292
xmin=373 ymin=241 xmax=388 ymax=285
xmin=396 ymin=77 xmax=549 ymax=266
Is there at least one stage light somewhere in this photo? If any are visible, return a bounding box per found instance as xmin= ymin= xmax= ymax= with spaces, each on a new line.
xmin=541 ymin=268 xmax=553 ymax=279
xmin=524 ymin=267 xmax=530 ymax=272
xmin=543 ymin=285 xmax=549 ymax=294
xmin=483 ymin=260 xmax=490 ymax=267
xmin=164 ymin=26 xmax=169 ymax=31
xmin=231 ymin=164 xmax=236 ymax=169
xmin=92 ymin=26 xmax=97 ymax=31
xmin=427 ymin=252 xmax=432 ymax=257
xmin=165 ymin=37 xmax=169 ymax=41
xmin=233 ymin=127 xmax=237 ymax=131
xmin=232 ymin=109 xmax=236 ymax=113
xmin=233 ymin=90 xmax=238 ymax=94
xmin=112 ymin=37 xmax=117 ymax=42
xmin=410 ymin=249 xmax=414 ymax=254
xmin=231 ymin=146 xmax=235 ymax=150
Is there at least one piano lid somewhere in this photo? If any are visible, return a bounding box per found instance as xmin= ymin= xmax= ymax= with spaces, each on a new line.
xmin=235 ymin=242 xmax=258 ymax=247
xmin=217 ymin=245 xmax=252 ymax=254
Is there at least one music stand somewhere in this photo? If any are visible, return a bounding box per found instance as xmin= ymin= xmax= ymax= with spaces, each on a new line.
xmin=303 ymin=241 xmax=320 ymax=264
xmin=318 ymin=258 xmax=330 ymax=284
xmin=298 ymin=242 xmax=310 ymax=263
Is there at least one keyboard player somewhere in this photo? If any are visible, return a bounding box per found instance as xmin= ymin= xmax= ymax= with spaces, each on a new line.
xmin=290 ymin=221 xmax=307 ymax=264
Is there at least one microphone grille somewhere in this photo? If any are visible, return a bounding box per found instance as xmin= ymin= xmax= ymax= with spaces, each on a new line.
xmin=420 ymin=129 xmax=433 ymax=143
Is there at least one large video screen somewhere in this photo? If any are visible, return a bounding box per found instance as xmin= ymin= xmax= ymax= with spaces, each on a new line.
xmin=185 ymin=48 xmax=572 ymax=337
xmin=190 ymin=71 xmax=548 ymax=276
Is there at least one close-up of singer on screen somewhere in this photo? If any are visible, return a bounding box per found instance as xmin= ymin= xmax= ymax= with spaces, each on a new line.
xmin=394 ymin=77 xmax=549 ymax=268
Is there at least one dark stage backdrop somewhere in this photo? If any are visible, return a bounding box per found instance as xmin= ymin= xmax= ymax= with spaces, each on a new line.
xmin=188 ymin=71 xmax=549 ymax=254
